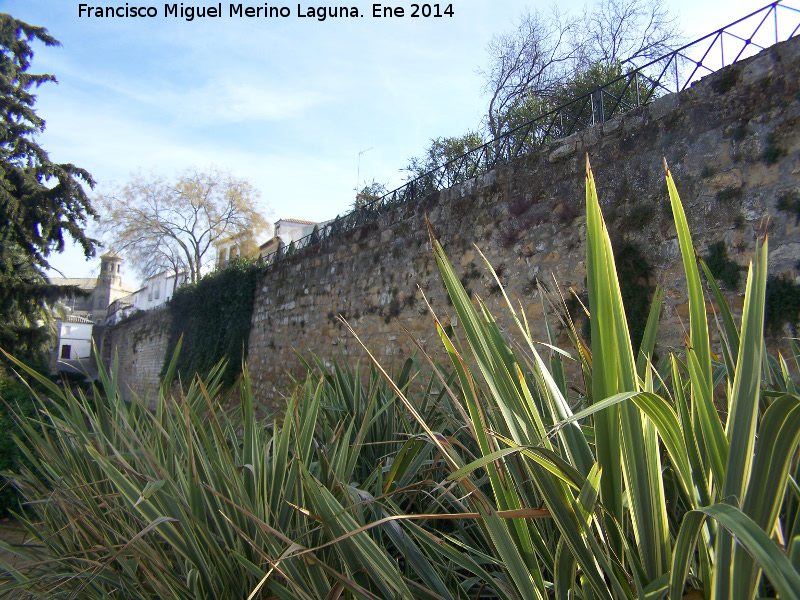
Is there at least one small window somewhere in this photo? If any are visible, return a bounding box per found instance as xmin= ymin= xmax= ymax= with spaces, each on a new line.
xmin=60 ymin=345 xmax=71 ymax=359
xmin=148 ymin=289 xmax=153 ymax=301
xmin=154 ymin=286 xmax=160 ymax=300
xmin=63 ymin=325 xmax=72 ymax=335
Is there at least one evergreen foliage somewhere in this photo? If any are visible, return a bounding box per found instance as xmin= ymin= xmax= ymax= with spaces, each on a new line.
xmin=352 ymin=179 xmax=388 ymax=210
xmin=0 ymin=247 xmax=62 ymax=363
xmin=162 ymin=257 xmax=264 ymax=387
xmin=500 ymin=60 xmax=644 ymax=142
xmin=404 ymin=132 xmax=485 ymax=186
xmin=0 ymin=13 xmax=97 ymax=360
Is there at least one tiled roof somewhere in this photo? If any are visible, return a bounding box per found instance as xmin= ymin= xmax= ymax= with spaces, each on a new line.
xmin=48 ymin=277 xmax=136 ymax=294
xmin=48 ymin=277 xmax=97 ymax=291
xmin=277 ymin=218 xmax=317 ymax=225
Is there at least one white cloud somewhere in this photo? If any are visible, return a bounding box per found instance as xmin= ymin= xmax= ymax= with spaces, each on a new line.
xmin=175 ymin=79 xmax=329 ymax=124
xmin=41 ymin=61 xmax=329 ymax=126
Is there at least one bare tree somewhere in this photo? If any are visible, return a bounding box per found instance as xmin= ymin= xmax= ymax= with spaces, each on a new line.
xmin=481 ymin=6 xmax=580 ymax=139
xmin=481 ymin=0 xmax=682 ymax=139
xmin=580 ymin=0 xmax=682 ymax=67
xmin=97 ymin=168 xmax=269 ymax=285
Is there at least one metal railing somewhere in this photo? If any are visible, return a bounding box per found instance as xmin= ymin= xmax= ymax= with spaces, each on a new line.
xmin=258 ymin=0 xmax=800 ymax=269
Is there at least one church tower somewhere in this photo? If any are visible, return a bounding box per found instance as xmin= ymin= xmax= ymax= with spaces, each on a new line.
xmin=91 ymin=250 xmax=125 ymax=321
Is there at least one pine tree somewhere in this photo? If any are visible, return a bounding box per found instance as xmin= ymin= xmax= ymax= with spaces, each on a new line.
xmin=0 ymin=13 xmax=97 ymax=362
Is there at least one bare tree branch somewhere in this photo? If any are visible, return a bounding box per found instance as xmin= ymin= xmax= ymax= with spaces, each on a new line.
xmin=480 ymin=0 xmax=682 ymax=139
xmin=580 ymin=0 xmax=682 ymax=67
xmin=481 ymin=5 xmax=581 ymax=139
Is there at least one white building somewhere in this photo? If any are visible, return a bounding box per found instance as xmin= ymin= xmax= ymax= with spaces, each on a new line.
xmin=49 ymin=251 xmax=135 ymax=375
xmin=217 ymin=224 xmax=274 ymax=268
xmin=133 ymin=271 xmax=187 ymax=311
xmin=106 ymin=270 xmax=187 ymax=324
xmin=52 ymin=315 xmax=94 ymax=374
xmin=49 ymin=251 xmax=136 ymax=325
xmin=259 ymin=218 xmax=320 ymax=258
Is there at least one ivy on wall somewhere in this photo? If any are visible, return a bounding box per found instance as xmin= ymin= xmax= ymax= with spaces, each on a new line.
xmin=161 ymin=257 xmax=264 ymax=388
xmin=613 ymin=241 xmax=655 ymax=355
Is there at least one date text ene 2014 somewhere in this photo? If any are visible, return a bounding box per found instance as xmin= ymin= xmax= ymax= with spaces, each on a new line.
xmin=373 ymin=4 xmax=454 ymax=18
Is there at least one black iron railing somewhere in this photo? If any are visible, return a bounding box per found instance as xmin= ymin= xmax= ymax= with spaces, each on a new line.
xmin=258 ymin=0 xmax=800 ymax=268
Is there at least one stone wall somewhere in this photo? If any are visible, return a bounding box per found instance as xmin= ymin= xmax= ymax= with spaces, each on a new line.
xmin=246 ymin=36 xmax=800 ymax=406
xmin=100 ymin=308 xmax=171 ymax=406
xmin=106 ymin=37 xmax=800 ymax=407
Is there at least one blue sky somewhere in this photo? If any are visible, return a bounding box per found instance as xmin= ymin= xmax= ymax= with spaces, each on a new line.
xmin=3 ymin=0 xmax=771 ymax=286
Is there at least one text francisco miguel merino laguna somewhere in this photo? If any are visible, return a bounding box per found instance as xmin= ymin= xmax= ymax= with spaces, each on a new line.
xmin=78 ymin=3 xmax=455 ymax=20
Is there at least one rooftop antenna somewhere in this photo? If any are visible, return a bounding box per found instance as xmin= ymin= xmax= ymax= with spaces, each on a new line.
xmin=355 ymin=147 xmax=373 ymax=198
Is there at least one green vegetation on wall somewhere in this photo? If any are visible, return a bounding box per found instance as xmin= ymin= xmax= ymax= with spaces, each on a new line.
xmin=704 ymin=241 xmax=742 ymax=289
xmin=162 ymin=257 xmax=264 ymax=387
xmin=761 ymin=132 xmax=784 ymax=165
xmin=777 ymin=189 xmax=800 ymax=225
xmin=613 ymin=241 xmax=655 ymax=353
xmin=765 ymin=273 xmax=800 ymax=336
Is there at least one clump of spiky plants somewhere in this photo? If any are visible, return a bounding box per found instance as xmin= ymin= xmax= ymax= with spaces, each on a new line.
xmin=2 ymin=160 xmax=799 ymax=600
xmin=344 ymin=158 xmax=800 ymax=600
xmin=0 ymin=346 xmax=456 ymax=600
